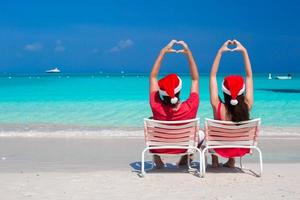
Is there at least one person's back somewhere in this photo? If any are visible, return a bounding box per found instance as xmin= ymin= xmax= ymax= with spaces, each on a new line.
xmin=209 ymin=40 xmax=254 ymax=168
xmin=150 ymin=89 xmax=199 ymax=122
xmin=148 ymin=40 xmax=200 ymax=167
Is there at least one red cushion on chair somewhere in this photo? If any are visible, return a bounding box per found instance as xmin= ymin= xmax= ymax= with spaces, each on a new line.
xmin=214 ymin=148 xmax=250 ymax=158
xmin=150 ymin=148 xmax=187 ymax=154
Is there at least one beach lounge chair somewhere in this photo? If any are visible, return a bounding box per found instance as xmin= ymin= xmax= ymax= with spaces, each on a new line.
xmin=202 ymin=118 xmax=262 ymax=177
xmin=141 ymin=118 xmax=202 ymax=177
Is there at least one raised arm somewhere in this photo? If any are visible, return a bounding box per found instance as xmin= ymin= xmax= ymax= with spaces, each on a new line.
xmin=210 ymin=40 xmax=231 ymax=107
xmin=233 ymin=40 xmax=253 ymax=109
xmin=177 ymin=41 xmax=199 ymax=94
xmin=149 ymin=40 xmax=176 ymax=93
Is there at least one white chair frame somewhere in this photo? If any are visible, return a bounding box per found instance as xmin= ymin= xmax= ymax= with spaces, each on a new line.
xmin=202 ymin=118 xmax=263 ymax=177
xmin=141 ymin=118 xmax=202 ymax=177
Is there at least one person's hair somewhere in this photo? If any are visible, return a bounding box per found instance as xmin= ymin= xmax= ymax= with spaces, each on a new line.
xmin=221 ymin=93 xmax=249 ymax=122
xmin=161 ymin=92 xmax=180 ymax=107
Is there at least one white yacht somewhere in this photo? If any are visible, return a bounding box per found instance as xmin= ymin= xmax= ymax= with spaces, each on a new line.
xmin=46 ymin=67 xmax=61 ymax=73
xmin=275 ymin=74 xmax=292 ymax=80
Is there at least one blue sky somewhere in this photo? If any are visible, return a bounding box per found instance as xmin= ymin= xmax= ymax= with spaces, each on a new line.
xmin=0 ymin=0 xmax=299 ymax=73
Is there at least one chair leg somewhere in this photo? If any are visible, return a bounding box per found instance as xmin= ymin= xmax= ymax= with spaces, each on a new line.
xmin=201 ymin=148 xmax=208 ymax=177
xmin=257 ymin=148 xmax=263 ymax=177
xmin=198 ymin=149 xmax=203 ymax=177
xmin=141 ymin=148 xmax=148 ymax=177
xmin=239 ymin=157 xmax=243 ymax=169
xmin=252 ymin=147 xmax=263 ymax=177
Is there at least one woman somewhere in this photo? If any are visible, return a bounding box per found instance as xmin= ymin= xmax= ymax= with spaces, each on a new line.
xmin=149 ymin=40 xmax=200 ymax=168
xmin=209 ymin=39 xmax=253 ymax=168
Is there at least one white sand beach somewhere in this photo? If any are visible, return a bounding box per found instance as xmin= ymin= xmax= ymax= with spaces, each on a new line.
xmin=0 ymin=133 xmax=300 ymax=200
xmin=2 ymin=0 xmax=300 ymax=199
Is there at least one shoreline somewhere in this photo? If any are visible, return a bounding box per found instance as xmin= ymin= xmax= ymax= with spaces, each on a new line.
xmin=0 ymin=125 xmax=299 ymax=138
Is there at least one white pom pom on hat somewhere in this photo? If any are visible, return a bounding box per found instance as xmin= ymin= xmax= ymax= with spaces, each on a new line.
xmin=170 ymin=97 xmax=178 ymax=104
xmin=230 ymin=99 xmax=238 ymax=106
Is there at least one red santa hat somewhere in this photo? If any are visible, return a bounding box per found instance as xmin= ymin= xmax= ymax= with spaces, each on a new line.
xmin=158 ymin=74 xmax=182 ymax=104
xmin=222 ymin=75 xmax=245 ymax=106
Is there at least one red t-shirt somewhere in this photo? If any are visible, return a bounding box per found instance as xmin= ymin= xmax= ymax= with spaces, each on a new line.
xmin=149 ymin=91 xmax=199 ymax=154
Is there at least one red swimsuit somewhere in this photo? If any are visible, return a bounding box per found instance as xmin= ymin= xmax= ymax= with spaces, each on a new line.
xmin=213 ymin=102 xmax=250 ymax=158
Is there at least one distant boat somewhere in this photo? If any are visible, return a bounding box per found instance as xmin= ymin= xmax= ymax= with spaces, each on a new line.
xmin=268 ymin=73 xmax=272 ymax=79
xmin=46 ymin=67 xmax=61 ymax=73
xmin=275 ymin=74 xmax=292 ymax=80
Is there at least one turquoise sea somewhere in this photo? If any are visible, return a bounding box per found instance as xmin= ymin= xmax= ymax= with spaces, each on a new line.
xmin=0 ymin=73 xmax=299 ymax=132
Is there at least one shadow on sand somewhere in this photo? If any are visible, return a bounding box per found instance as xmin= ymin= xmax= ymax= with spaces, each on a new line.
xmin=130 ymin=161 xmax=260 ymax=177
xmin=130 ymin=161 xmax=200 ymax=173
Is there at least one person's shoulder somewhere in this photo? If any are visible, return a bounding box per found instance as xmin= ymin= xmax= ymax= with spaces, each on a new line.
xmin=150 ymin=91 xmax=159 ymax=98
xmin=150 ymin=91 xmax=162 ymax=108
xmin=187 ymin=92 xmax=199 ymax=102
xmin=183 ymin=92 xmax=199 ymax=108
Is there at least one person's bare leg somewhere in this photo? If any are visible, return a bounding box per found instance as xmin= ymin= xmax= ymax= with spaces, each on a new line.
xmin=153 ymin=155 xmax=164 ymax=168
xmin=211 ymin=154 xmax=219 ymax=168
xmin=178 ymin=154 xmax=193 ymax=166
xmin=223 ymin=158 xmax=235 ymax=168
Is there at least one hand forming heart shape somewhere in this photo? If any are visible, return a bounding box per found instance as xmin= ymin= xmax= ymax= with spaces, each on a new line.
xmin=226 ymin=40 xmax=238 ymax=52
xmin=167 ymin=40 xmax=188 ymax=53
xmin=223 ymin=39 xmax=245 ymax=52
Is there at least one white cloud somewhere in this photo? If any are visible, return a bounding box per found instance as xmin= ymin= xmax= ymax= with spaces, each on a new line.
xmin=109 ymin=46 xmax=119 ymax=53
xmin=24 ymin=42 xmax=43 ymax=52
xmin=119 ymin=39 xmax=134 ymax=48
xmin=54 ymin=40 xmax=66 ymax=52
xmin=109 ymin=39 xmax=134 ymax=53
